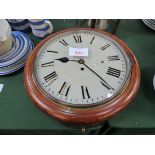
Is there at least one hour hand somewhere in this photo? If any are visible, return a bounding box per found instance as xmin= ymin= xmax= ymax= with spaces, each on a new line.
xmin=55 ymin=57 xmax=69 ymax=63
xmin=55 ymin=57 xmax=78 ymax=63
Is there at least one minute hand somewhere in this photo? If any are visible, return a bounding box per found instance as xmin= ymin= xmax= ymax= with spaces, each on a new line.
xmin=83 ymin=63 xmax=114 ymax=90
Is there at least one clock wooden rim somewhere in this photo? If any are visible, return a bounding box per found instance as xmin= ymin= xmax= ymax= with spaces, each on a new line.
xmin=24 ymin=28 xmax=140 ymax=125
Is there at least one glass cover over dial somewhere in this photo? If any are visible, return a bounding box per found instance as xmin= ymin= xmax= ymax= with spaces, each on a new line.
xmin=34 ymin=30 xmax=131 ymax=107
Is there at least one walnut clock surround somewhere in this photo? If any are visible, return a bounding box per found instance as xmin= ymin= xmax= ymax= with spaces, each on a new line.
xmin=24 ymin=28 xmax=140 ymax=125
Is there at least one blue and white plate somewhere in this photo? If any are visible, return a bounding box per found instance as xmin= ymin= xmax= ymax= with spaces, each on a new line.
xmin=142 ymin=19 xmax=155 ymax=30
xmin=0 ymin=31 xmax=34 ymax=75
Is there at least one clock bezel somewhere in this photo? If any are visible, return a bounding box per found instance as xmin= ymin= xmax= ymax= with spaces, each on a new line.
xmin=24 ymin=28 xmax=140 ymax=124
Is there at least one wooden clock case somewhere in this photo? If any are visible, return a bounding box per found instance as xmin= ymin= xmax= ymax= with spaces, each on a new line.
xmin=24 ymin=28 xmax=140 ymax=125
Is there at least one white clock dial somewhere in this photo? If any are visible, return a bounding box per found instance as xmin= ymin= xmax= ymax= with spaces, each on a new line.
xmin=34 ymin=30 xmax=131 ymax=107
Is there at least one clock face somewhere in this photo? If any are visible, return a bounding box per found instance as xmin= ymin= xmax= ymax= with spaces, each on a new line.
xmin=34 ymin=29 xmax=131 ymax=107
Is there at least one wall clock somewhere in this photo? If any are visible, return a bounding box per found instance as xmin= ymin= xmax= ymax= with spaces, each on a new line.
xmin=24 ymin=28 xmax=140 ymax=125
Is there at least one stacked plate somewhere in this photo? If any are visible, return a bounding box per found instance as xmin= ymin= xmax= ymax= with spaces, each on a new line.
xmin=142 ymin=19 xmax=155 ymax=30
xmin=0 ymin=31 xmax=34 ymax=75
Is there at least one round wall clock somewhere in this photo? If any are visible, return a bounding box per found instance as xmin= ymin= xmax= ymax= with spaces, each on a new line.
xmin=24 ymin=28 xmax=140 ymax=125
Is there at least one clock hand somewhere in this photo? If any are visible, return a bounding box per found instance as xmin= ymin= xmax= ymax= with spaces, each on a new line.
xmin=55 ymin=57 xmax=69 ymax=63
xmin=82 ymin=62 xmax=114 ymax=90
xmin=55 ymin=57 xmax=78 ymax=63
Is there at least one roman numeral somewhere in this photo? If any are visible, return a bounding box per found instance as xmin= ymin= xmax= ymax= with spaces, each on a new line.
xmin=44 ymin=71 xmax=58 ymax=83
xmin=107 ymin=55 xmax=120 ymax=61
xmin=81 ymin=86 xmax=90 ymax=99
xmin=41 ymin=61 xmax=54 ymax=67
xmin=106 ymin=67 xmax=121 ymax=78
xmin=59 ymin=39 xmax=68 ymax=46
xmin=90 ymin=36 xmax=95 ymax=44
xmin=73 ymin=35 xmax=82 ymax=43
xmin=47 ymin=50 xmax=58 ymax=53
xmin=100 ymin=44 xmax=110 ymax=50
xmin=58 ymin=82 xmax=71 ymax=97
